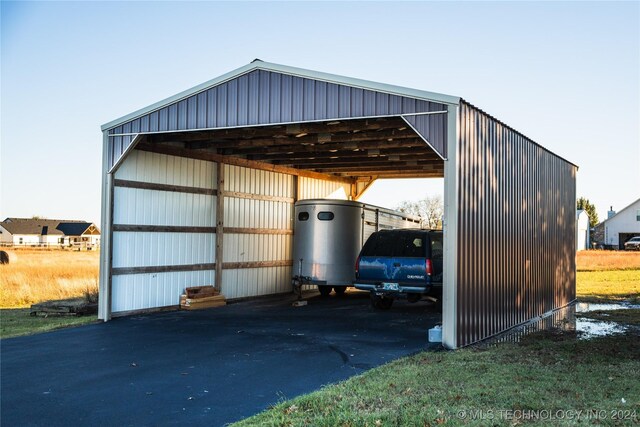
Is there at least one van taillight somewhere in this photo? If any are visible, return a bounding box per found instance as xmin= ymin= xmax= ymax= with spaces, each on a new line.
xmin=355 ymin=255 xmax=361 ymax=278
xmin=425 ymin=259 xmax=432 ymax=276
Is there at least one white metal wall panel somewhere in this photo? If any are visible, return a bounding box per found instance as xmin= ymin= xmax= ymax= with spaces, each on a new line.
xmin=111 ymin=150 xmax=217 ymax=314
xmin=220 ymin=164 xmax=294 ymax=298
xmin=112 ymin=232 xmax=215 ymax=268
xmin=223 ymin=234 xmax=291 ymax=263
xmin=113 ymin=188 xmax=215 ymax=226
xmin=112 ymin=270 xmax=215 ymax=313
xmin=109 ymin=151 xmax=366 ymax=311
xmin=221 ymin=267 xmax=292 ymax=300
xmin=298 ymin=177 xmax=350 ymax=200
xmin=224 ymin=198 xmax=291 ymax=229
xmin=224 ymin=165 xmax=294 ymax=197
xmin=116 ymin=150 xmax=216 ymax=188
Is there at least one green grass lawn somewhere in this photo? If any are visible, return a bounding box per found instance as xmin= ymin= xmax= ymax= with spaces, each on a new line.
xmin=234 ymin=330 xmax=639 ymax=426
xmin=576 ymin=269 xmax=640 ymax=303
xmin=234 ymin=271 xmax=640 ymax=426
xmin=0 ymin=309 xmax=97 ymax=339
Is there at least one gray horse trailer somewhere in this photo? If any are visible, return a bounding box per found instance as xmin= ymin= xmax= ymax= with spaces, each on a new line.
xmin=292 ymin=199 xmax=422 ymax=296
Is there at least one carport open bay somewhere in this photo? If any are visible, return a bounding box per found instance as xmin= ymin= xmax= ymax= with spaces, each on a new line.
xmin=1 ymin=292 xmax=440 ymax=426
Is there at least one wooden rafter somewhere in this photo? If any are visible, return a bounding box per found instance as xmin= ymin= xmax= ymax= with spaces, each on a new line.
xmin=150 ymin=118 xmax=407 ymax=143
xmin=224 ymin=138 xmax=429 ymax=156
xmin=135 ymin=142 xmax=354 ymax=184
xmin=139 ymin=116 xmax=444 ymax=183
xmin=247 ymin=146 xmax=437 ymax=162
xmin=182 ymin=128 xmax=417 ymax=150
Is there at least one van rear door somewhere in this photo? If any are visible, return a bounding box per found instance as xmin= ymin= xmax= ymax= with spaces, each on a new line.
xmin=357 ymin=232 xmax=396 ymax=282
xmin=391 ymin=232 xmax=429 ymax=285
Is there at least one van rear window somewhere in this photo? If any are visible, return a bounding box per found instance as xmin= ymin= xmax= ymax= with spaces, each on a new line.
xmin=395 ymin=233 xmax=426 ymax=257
xmin=360 ymin=232 xmax=395 ymax=257
xmin=360 ymin=231 xmax=427 ymax=258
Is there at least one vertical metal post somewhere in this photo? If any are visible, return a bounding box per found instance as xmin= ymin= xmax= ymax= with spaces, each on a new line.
xmin=98 ymin=132 xmax=113 ymax=321
xmin=442 ymin=104 xmax=459 ymax=349
xmin=215 ymin=162 xmax=225 ymax=292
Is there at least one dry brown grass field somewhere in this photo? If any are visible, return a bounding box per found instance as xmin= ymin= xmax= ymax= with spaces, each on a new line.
xmin=0 ymin=248 xmax=99 ymax=308
xmin=577 ymin=249 xmax=640 ymax=271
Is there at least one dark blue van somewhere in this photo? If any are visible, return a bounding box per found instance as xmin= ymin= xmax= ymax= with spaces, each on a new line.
xmin=354 ymin=229 xmax=443 ymax=309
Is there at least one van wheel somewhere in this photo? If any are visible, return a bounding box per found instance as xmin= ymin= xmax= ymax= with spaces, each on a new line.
xmin=371 ymin=295 xmax=393 ymax=309
xmin=333 ymin=286 xmax=347 ymax=296
xmin=318 ymin=286 xmax=332 ymax=297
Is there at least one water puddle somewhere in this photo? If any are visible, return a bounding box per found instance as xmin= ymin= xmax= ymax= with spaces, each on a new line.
xmin=575 ymin=302 xmax=639 ymax=313
xmin=482 ymin=301 xmax=635 ymax=345
xmin=576 ymin=317 xmax=627 ymax=339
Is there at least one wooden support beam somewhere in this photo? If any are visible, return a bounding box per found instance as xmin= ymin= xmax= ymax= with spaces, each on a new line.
xmin=136 ymin=142 xmax=354 ymax=185
xmin=341 ymin=171 xmax=445 ymax=178
xmin=247 ymin=146 xmax=437 ymax=162
xmin=274 ymin=154 xmax=440 ymax=167
xmin=151 ymin=118 xmax=406 ymax=143
xmin=215 ymin=163 xmax=224 ymax=292
xmin=228 ymin=138 xmax=428 ymax=156
xmin=223 ymin=227 xmax=293 ymax=235
xmin=353 ymin=179 xmax=377 ymax=200
xmin=113 ymin=179 xmax=216 ymax=196
xmin=222 ymin=191 xmax=294 ymax=204
xmin=222 ymin=260 xmax=293 ymax=269
xmin=112 ymin=263 xmax=217 ymax=276
xmin=316 ymin=164 xmax=443 ymax=173
xmin=185 ymin=128 xmax=418 ymax=150
xmin=112 ymin=225 xmax=216 ymax=233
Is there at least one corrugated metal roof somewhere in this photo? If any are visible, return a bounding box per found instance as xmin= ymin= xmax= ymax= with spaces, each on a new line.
xmin=101 ymin=60 xmax=460 ymax=131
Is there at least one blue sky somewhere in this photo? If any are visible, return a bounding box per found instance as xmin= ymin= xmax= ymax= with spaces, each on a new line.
xmin=1 ymin=1 xmax=638 ymax=224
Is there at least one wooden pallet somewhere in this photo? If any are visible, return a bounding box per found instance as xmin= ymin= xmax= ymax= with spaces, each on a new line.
xmin=180 ymin=290 xmax=226 ymax=311
xmin=30 ymin=298 xmax=98 ymax=317
xmin=185 ymin=285 xmax=218 ymax=299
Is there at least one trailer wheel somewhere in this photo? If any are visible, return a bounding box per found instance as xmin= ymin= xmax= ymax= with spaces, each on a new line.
xmin=318 ymin=286 xmax=332 ymax=297
xmin=371 ymin=295 xmax=393 ymax=309
xmin=333 ymin=286 xmax=347 ymax=296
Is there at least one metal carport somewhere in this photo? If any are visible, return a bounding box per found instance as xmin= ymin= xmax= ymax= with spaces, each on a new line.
xmin=99 ymin=60 xmax=577 ymax=348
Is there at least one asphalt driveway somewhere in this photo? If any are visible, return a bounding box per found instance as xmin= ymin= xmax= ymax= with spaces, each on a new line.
xmin=1 ymin=291 xmax=440 ymax=426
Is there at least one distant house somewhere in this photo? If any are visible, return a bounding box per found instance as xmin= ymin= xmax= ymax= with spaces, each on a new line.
xmin=0 ymin=218 xmax=100 ymax=248
xmin=592 ymin=198 xmax=640 ymax=249
xmin=576 ymin=210 xmax=590 ymax=251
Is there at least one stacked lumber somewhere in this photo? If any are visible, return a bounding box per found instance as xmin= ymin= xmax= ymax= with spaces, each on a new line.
xmin=180 ymin=286 xmax=226 ymax=310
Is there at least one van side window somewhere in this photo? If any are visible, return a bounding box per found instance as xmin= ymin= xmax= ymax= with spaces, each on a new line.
xmin=317 ymin=212 xmax=334 ymax=221
xmin=298 ymin=212 xmax=309 ymax=221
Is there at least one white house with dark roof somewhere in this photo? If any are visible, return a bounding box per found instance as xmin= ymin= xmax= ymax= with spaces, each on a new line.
xmin=601 ymin=198 xmax=640 ymax=249
xmin=0 ymin=218 xmax=100 ymax=248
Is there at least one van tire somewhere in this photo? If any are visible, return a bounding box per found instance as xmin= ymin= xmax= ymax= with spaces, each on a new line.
xmin=371 ymin=295 xmax=394 ymax=309
xmin=333 ymin=286 xmax=347 ymax=296
xmin=318 ymin=286 xmax=332 ymax=297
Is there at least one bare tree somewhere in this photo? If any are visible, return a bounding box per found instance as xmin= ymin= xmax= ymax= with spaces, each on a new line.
xmin=396 ymin=195 xmax=444 ymax=229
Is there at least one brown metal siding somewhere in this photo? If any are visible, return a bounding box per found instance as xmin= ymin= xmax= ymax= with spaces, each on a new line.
xmin=456 ymin=100 xmax=576 ymax=347
xmin=106 ymin=70 xmax=448 ymax=170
